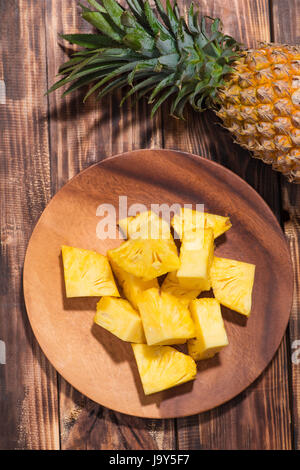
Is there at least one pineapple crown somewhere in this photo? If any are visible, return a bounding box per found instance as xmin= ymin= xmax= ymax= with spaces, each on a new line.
xmin=49 ymin=0 xmax=242 ymax=118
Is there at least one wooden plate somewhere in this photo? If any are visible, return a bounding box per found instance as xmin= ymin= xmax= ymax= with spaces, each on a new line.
xmin=23 ymin=149 xmax=293 ymax=418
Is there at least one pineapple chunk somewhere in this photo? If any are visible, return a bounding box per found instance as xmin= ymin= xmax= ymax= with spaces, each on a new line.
xmin=177 ymin=228 xmax=214 ymax=290
xmin=61 ymin=245 xmax=119 ymax=298
xmin=211 ymin=257 xmax=255 ymax=317
xmin=94 ymin=297 xmax=145 ymax=343
xmin=137 ymin=288 xmax=195 ymax=346
xmin=118 ymin=216 xmax=133 ymax=238
xmin=107 ymin=238 xmax=180 ymax=281
xmin=161 ymin=271 xmax=201 ymax=307
xmin=172 ymin=208 xmax=231 ymax=239
xmin=110 ymin=260 xmax=159 ymax=310
xmin=119 ymin=210 xmax=171 ymax=240
xmin=188 ymin=298 xmax=228 ymax=360
xmin=132 ymin=343 xmax=197 ymax=395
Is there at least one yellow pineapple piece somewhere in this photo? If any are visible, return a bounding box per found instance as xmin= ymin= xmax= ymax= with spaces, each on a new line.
xmin=110 ymin=260 xmax=159 ymax=310
xmin=118 ymin=216 xmax=133 ymax=238
xmin=119 ymin=210 xmax=171 ymax=240
xmin=161 ymin=271 xmax=201 ymax=307
xmin=188 ymin=298 xmax=229 ymax=360
xmin=137 ymin=288 xmax=195 ymax=345
xmin=132 ymin=343 xmax=197 ymax=395
xmin=177 ymin=228 xmax=214 ymax=290
xmin=211 ymin=257 xmax=255 ymax=317
xmin=107 ymin=238 xmax=180 ymax=281
xmin=172 ymin=208 xmax=231 ymax=240
xmin=61 ymin=245 xmax=119 ymax=298
xmin=94 ymin=297 xmax=145 ymax=343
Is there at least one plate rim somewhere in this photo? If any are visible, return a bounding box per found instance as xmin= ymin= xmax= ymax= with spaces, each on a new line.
xmin=23 ymin=148 xmax=294 ymax=418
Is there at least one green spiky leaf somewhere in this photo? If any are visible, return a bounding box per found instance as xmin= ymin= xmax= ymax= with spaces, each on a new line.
xmin=48 ymin=0 xmax=241 ymax=118
xmin=60 ymin=33 xmax=115 ymax=49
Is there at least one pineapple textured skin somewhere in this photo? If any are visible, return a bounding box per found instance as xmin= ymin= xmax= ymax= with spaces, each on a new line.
xmin=217 ymin=45 xmax=300 ymax=182
xmin=132 ymin=343 xmax=197 ymax=395
xmin=137 ymin=288 xmax=195 ymax=346
xmin=61 ymin=245 xmax=119 ymax=298
xmin=94 ymin=297 xmax=145 ymax=343
xmin=211 ymin=257 xmax=255 ymax=316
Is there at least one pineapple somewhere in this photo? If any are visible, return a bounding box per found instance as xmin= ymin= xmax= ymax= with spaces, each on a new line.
xmin=161 ymin=270 xmax=201 ymax=307
xmin=188 ymin=298 xmax=228 ymax=360
xmin=119 ymin=210 xmax=171 ymax=240
xmin=50 ymin=0 xmax=300 ymax=182
xmin=137 ymin=288 xmax=195 ymax=345
xmin=132 ymin=343 xmax=197 ymax=395
xmin=110 ymin=259 xmax=159 ymax=310
xmin=61 ymin=245 xmax=119 ymax=297
xmin=172 ymin=208 xmax=232 ymax=240
xmin=177 ymin=228 xmax=214 ymax=290
xmin=211 ymin=257 xmax=255 ymax=316
xmin=107 ymin=238 xmax=180 ymax=281
xmin=94 ymin=296 xmax=145 ymax=343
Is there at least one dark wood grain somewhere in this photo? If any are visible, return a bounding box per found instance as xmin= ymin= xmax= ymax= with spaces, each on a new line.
xmin=271 ymin=0 xmax=300 ymax=449
xmin=44 ymin=0 xmax=174 ymax=450
xmin=58 ymin=389 xmax=174 ymax=450
xmin=164 ymin=0 xmax=293 ymax=450
xmin=0 ymin=0 xmax=59 ymax=449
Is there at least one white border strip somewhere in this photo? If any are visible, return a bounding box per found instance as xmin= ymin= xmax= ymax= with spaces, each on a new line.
xmin=0 ymin=80 xmax=6 ymax=105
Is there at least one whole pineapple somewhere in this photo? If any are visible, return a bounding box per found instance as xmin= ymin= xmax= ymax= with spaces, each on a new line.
xmin=49 ymin=0 xmax=300 ymax=182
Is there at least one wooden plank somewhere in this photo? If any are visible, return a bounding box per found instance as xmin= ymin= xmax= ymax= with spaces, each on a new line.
xmin=163 ymin=0 xmax=292 ymax=449
xmin=271 ymin=0 xmax=300 ymax=449
xmin=0 ymin=0 xmax=59 ymax=449
xmin=45 ymin=0 xmax=175 ymax=450
xmin=58 ymin=384 xmax=175 ymax=450
xmin=282 ymin=188 xmax=300 ymax=449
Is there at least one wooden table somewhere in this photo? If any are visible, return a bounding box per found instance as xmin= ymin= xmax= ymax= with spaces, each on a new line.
xmin=0 ymin=0 xmax=299 ymax=450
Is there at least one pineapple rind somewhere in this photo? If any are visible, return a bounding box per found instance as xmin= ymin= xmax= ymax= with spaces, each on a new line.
xmin=132 ymin=343 xmax=197 ymax=395
xmin=110 ymin=260 xmax=159 ymax=310
xmin=217 ymin=45 xmax=300 ymax=182
xmin=211 ymin=257 xmax=255 ymax=316
xmin=188 ymin=298 xmax=228 ymax=361
xmin=61 ymin=245 xmax=119 ymax=298
xmin=137 ymin=288 xmax=195 ymax=346
xmin=107 ymin=238 xmax=180 ymax=281
xmin=95 ymin=297 xmax=146 ymax=343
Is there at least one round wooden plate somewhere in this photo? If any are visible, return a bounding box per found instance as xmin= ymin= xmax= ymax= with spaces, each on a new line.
xmin=23 ymin=149 xmax=293 ymax=418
